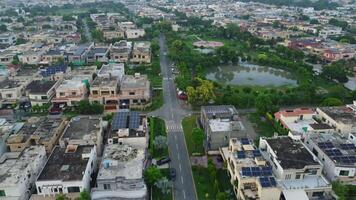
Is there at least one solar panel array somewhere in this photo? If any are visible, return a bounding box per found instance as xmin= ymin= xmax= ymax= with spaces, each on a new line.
xmin=237 ymin=151 xmax=246 ymax=159
xmin=253 ymin=150 xmax=262 ymax=157
xmin=111 ymin=111 xmax=140 ymax=131
xmin=259 ymin=177 xmax=277 ymax=188
xmin=340 ymin=143 xmax=356 ymax=151
xmin=324 ymin=149 xmax=342 ymax=157
xmin=332 ymin=156 xmax=356 ymax=164
xmin=240 ymin=138 xmax=250 ymax=145
xmin=241 ymin=167 xmax=272 ymax=177
xmin=40 ymin=65 xmax=67 ymax=77
xmin=318 ymin=142 xmax=334 ymax=149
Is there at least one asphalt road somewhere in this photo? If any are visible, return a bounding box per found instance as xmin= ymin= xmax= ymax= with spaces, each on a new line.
xmin=149 ymin=34 xmax=197 ymax=200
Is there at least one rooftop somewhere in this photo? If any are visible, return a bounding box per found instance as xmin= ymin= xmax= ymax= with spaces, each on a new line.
xmin=0 ymin=146 xmax=45 ymax=187
xmin=26 ymin=80 xmax=57 ymax=94
xmin=98 ymin=63 xmax=125 ymax=79
xmin=98 ymin=144 xmax=145 ymax=180
xmin=264 ymin=137 xmax=319 ymax=169
xmin=201 ymin=105 xmax=239 ymax=120
xmin=0 ymin=78 xmax=22 ymax=89
xmin=62 ymin=116 xmax=101 ymax=140
xmin=319 ymin=106 xmax=356 ymax=125
xmin=279 ymin=175 xmax=329 ymax=190
xmin=37 ymin=145 xmax=93 ymax=181
xmin=120 ymin=74 xmax=149 ymax=90
xmin=92 ymin=76 xmax=118 ymax=87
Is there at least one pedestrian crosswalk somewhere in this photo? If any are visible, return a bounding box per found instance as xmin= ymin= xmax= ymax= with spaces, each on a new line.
xmin=166 ymin=120 xmax=183 ymax=132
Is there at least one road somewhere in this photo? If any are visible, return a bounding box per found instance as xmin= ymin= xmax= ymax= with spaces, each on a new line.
xmin=149 ymin=34 xmax=197 ymax=200
xmin=82 ymin=19 xmax=93 ymax=42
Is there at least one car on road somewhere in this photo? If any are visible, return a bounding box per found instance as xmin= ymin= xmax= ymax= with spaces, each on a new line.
xmin=170 ymin=168 xmax=176 ymax=181
xmin=156 ymin=157 xmax=171 ymax=166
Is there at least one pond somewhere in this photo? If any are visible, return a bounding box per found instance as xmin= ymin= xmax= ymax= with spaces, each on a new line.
xmin=205 ymin=63 xmax=297 ymax=87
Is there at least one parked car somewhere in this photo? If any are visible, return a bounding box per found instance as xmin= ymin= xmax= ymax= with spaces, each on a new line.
xmin=170 ymin=168 xmax=176 ymax=181
xmin=156 ymin=157 xmax=171 ymax=166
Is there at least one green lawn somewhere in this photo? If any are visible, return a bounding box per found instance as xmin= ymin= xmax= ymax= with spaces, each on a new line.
xmin=143 ymin=89 xmax=163 ymax=111
xmin=192 ymin=167 xmax=234 ymax=200
xmin=182 ymin=115 xmax=205 ymax=155
xmin=149 ymin=117 xmax=169 ymax=159
xmin=151 ymin=169 xmax=173 ymax=200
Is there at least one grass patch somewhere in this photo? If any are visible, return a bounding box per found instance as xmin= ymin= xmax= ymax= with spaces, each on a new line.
xmin=149 ymin=117 xmax=168 ymax=159
xmin=151 ymin=168 xmax=173 ymax=200
xmin=182 ymin=115 xmax=204 ymax=155
xmin=192 ymin=167 xmax=234 ymax=200
xmin=248 ymin=112 xmax=275 ymax=137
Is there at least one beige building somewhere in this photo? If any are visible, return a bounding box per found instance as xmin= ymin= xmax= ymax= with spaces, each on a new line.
xmin=51 ymin=79 xmax=88 ymax=107
xmin=221 ymin=138 xmax=282 ymax=200
xmin=103 ymin=28 xmax=125 ymax=40
xmin=26 ymin=80 xmax=60 ymax=106
xmin=119 ymin=74 xmax=151 ymax=109
xmin=89 ymin=76 xmax=120 ymax=111
xmin=316 ymin=104 xmax=356 ymax=136
xmin=6 ymin=117 xmax=67 ymax=153
xmin=131 ymin=42 xmax=151 ymax=64
xmin=0 ymin=78 xmax=26 ymax=105
xmin=125 ymin=29 xmax=145 ymax=39
xmin=110 ymin=40 xmax=132 ymax=63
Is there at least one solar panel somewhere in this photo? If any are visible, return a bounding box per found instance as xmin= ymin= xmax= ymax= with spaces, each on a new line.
xmin=270 ymin=177 xmax=277 ymax=186
xmin=340 ymin=143 xmax=356 ymax=150
xmin=237 ymin=151 xmax=246 ymax=159
xmin=253 ymin=150 xmax=262 ymax=157
xmin=111 ymin=111 xmax=140 ymax=130
xmin=318 ymin=142 xmax=334 ymax=149
xmin=241 ymin=138 xmax=250 ymax=145
xmin=325 ymin=149 xmax=343 ymax=157
xmin=259 ymin=177 xmax=274 ymax=188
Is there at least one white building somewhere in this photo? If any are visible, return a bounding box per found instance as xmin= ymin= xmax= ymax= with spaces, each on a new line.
xmin=98 ymin=63 xmax=125 ymax=80
xmin=259 ymin=136 xmax=332 ymax=200
xmin=0 ymin=33 xmax=16 ymax=46
xmin=34 ymin=145 xmax=97 ymax=199
xmin=0 ymin=146 xmax=47 ymax=200
xmin=125 ymin=29 xmax=145 ymax=39
xmin=91 ymin=144 xmax=147 ymax=200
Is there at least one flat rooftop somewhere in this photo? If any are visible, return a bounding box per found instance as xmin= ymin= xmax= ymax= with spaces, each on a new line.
xmin=265 ymin=137 xmax=318 ymax=169
xmin=7 ymin=117 xmax=64 ymax=143
xmin=92 ymin=76 xmax=118 ymax=87
xmin=62 ymin=116 xmax=101 ymax=140
xmin=278 ymin=175 xmax=329 ymax=190
xmin=0 ymin=79 xmax=22 ymax=89
xmin=37 ymin=145 xmax=93 ymax=181
xmin=201 ymin=105 xmax=238 ymax=119
xmin=319 ymin=106 xmax=356 ymax=125
xmin=120 ymin=74 xmax=149 ymax=90
xmin=98 ymin=144 xmax=145 ymax=180
xmin=308 ymin=132 xmax=356 ymax=166
xmin=0 ymin=146 xmax=44 ymax=187
xmin=98 ymin=63 xmax=125 ymax=79
xmin=26 ymin=80 xmax=57 ymax=94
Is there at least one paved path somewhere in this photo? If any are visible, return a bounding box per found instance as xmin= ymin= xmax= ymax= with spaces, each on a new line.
xmin=149 ymin=34 xmax=197 ymax=200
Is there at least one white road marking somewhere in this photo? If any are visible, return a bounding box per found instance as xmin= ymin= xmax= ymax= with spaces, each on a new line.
xmin=177 ymin=153 xmax=180 ymax=161
xmin=181 ymin=176 xmax=184 ymax=184
xmin=179 ymin=164 xmax=182 ymax=171
xmin=176 ymin=143 xmax=178 ymax=150
xmin=174 ymin=134 xmax=177 ymax=139
xmin=183 ymin=190 xmax=186 ymax=199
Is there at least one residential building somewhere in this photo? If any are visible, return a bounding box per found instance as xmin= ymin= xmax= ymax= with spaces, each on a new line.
xmin=108 ymin=110 xmax=148 ymax=148
xmin=110 ymin=41 xmax=132 ymax=63
xmin=65 ymin=43 xmax=93 ymax=63
xmin=89 ymin=76 xmax=119 ymax=110
xmin=97 ymin=62 xmax=125 ymax=80
xmin=316 ymin=104 xmax=356 ymax=136
xmin=0 ymin=33 xmax=16 ymax=46
xmin=304 ymin=132 xmax=356 ymax=184
xmin=0 ymin=78 xmax=26 ymax=105
xmin=33 ymin=145 xmax=97 ymax=199
xmin=26 ymin=80 xmax=60 ymax=106
xmin=275 ymin=108 xmax=334 ymax=137
xmin=51 ymin=79 xmax=88 ymax=107
xmin=86 ymin=47 xmax=110 ymax=63
xmin=69 ymin=66 xmax=97 ymax=85
xmin=0 ymin=146 xmax=47 ymax=200
xmin=102 ymin=28 xmax=125 ymax=40
xmin=18 ymin=50 xmax=45 ymax=65
xmin=125 ymin=29 xmax=145 ymax=39
xmin=40 ymin=64 xmax=70 ymax=79
xmin=91 ymin=144 xmax=147 ymax=200
xmin=220 ymin=138 xmax=281 ymax=200
xmin=119 ymin=74 xmax=151 ymax=109
xmin=6 ymin=117 xmax=67 ymax=153
xmin=0 ymin=50 xmax=16 ymax=65
xmin=201 ymin=105 xmax=245 ymax=151
xmin=259 ymin=137 xmax=332 ymax=200
xmin=59 ymin=116 xmax=105 ymax=155
xmin=41 ymin=49 xmax=64 ymax=64
xmin=131 ymin=42 xmax=151 ymax=64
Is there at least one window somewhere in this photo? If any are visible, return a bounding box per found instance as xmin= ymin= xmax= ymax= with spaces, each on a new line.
xmin=0 ymin=190 xmax=6 ymax=197
xmin=295 ymin=174 xmax=301 ymax=179
xmin=41 ymin=96 xmax=48 ymax=100
xmin=285 ymin=174 xmax=291 ymax=180
xmin=38 ymin=187 xmax=42 ymax=193
xmin=54 ymin=188 xmax=58 ymax=192
xmin=59 ymin=92 xmax=65 ymax=96
xmin=339 ymin=170 xmax=349 ymax=176
xmin=103 ymin=184 xmax=111 ymax=190
xmin=71 ymin=92 xmax=76 ymax=96
xmin=67 ymin=187 xmax=80 ymax=193
xmin=129 ymin=92 xmax=135 ymax=95
xmin=6 ymin=94 xmax=12 ymax=98
xmin=312 ymin=192 xmax=324 ymax=197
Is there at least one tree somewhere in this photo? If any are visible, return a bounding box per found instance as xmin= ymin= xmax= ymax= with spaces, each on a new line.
xmin=154 ymin=177 xmax=171 ymax=194
xmin=144 ymin=166 xmax=163 ymax=186
xmin=186 ymin=78 xmax=215 ymax=106
xmin=255 ymin=94 xmax=275 ymax=115
xmin=75 ymin=190 xmax=90 ymax=200
xmin=56 ymin=194 xmax=69 ymax=200
xmin=191 ymin=128 xmax=204 ymax=153
xmin=0 ymin=24 xmax=7 ymax=33
xmin=63 ymin=14 xmax=75 ymax=21
xmin=153 ymin=135 xmax=167 ymax=150
xmin=321 ymin=97 xmax=343 ymax=106
xmin=322 ymin=63 xmax=349 ymax=83
xmin=76 ymin=100 xmax=104 ymax=115
xmin=216 ymin=192 xmax=228 ymax=200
